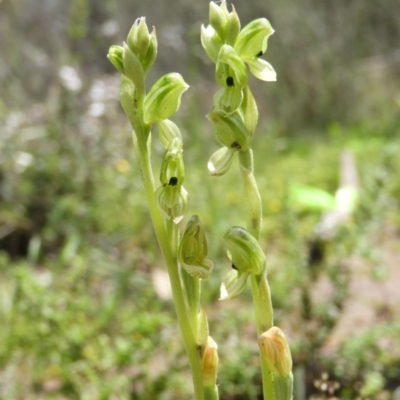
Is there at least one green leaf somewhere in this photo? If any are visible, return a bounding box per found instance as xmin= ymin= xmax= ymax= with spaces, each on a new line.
xmin=289 ymin=184 xmax=336 ymax=211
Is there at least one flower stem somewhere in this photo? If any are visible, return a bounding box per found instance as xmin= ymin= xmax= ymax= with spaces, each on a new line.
xmin=134 ymin=130 xmax=204 ymax=400
xmin=239 ymin=149 xmax=275 ymax=400
xmin=204 ymin=385 xmax=219 ymax=400
xmin=181 ymin=268 xmax=201 ymax=331
xmin=250 ymin=274 xmax=275 ymax=400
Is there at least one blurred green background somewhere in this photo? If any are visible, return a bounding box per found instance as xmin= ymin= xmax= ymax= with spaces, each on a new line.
xmin=1 ymin=0 xmax=400 ymax=399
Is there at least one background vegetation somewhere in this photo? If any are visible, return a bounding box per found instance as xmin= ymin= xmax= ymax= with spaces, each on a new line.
xmin=1 ymin=0 xmax=400 ymax=399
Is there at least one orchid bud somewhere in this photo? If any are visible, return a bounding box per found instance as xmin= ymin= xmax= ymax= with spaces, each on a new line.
xmin=213 ymin=86 xmax=243 ymax=115
xmin=144 ymin=73 xmax=189 ymax=124
xmin=123 ymin=43 xmax=145 ymax=97
xmin=127 ymin=18 xmax=158 ymax=73
xmin=259 ymin=327 xmax=293 ymax=400
xmin=207 ymin=109 xmax=251 ymax=151
xmin=201 ymin=24 xmax=223 ymax=64
xmin=209 ymin=1 xmax=227 ymax=39
xmin=107 ymin=45 xmax=124 ymax=74
xmin=225 ymin=5 xmax=240 ymax=46
xmin=178 ymin=215 xmax=214 ymax=279
xmin=127 ymin=18 xmax=149 ymax=56
xmin=218 ymin=0 xmax=230 ymax=17
xmin=202 ymin=336 xmax=219 ymax=387
xmin=259 ymin=327 xmax=292 ymax=376
xmin=160 ymin=138 xmax=185 ymax=186
xmin=216 ymin=45 xmax=248 ymax=89
xmin=220 ymin=269 xmax=249 ymax=300
xmin=158 ymin=119 xmax=182 ymax=149
xmin=235 ymin=18 xmax=274 ymax=60
xmin=223 ymin=226 xmax=266 ymax=275
xmin=142 ymin=27 xmax=157 ymax=73
xmin=208 ymin=146 xmax=235 ymax=176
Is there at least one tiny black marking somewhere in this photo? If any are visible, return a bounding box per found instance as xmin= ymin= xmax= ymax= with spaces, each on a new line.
xmin=231 ymin=142 xmax=241 ymax=149
xmin=169 ymin=177 xmax=178 ymax=186
xmin=256 ymin=51 xmax=263 ymax=57
xmin=226 ymin=77 xmax=235 ymax=87
xmin=232 ymin=263 xmax=238 ymax=270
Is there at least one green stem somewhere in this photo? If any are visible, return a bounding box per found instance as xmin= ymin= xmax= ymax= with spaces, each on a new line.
xmin=165 ymin=218 xmax=179 ymax=259
xmin=251 ymin=275 xmax=275 ymax=400
xmin=239 ymin=149 xmax=275 ymax=400
xmin=181 ymin=269 xmax=201 ymax=332
xmin=238 ymin=150 xmax=262 ymax=238
xmin=204 ymin=385 xmax=219 ymax=400
xmin=134 ymin=131 xmax=204 ymax=400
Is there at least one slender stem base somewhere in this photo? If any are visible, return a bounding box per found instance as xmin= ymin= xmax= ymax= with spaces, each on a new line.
xmin=134 ymin=133 xmax=204 ymax=400
xmin=251 ymin=275 xmax=275 ymax=400
xmin=239 ymin=149 xmax=276 ymax=400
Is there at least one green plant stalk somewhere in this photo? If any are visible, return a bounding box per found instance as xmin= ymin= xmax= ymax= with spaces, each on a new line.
xmin=239 ymin=150 xmax=275 ymax=400
xmin=238 ymin=150 xmax=262 ymax=238
xmin=166 ymin=219 xmax=202 ymax=368
xmin=165 ymin=218 xmax=179 ymax=259
xmin=204 ymin=385 xmax=219 ymax=400
xmin=181 ymin=268 xmax=201 ymax=332
xmin=166 ymin=220 xmax=201 ymax=339
xmin=132 ymin=106 xmax=204 ymax=400
xmin=250 ymin=275 xmax=275 ymax=400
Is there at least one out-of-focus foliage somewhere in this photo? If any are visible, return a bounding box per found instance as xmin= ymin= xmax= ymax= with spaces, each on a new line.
xmin=1 ymin=0 xmax=400 ymax=399
xmin=1 ymin=0 xmax=399 ymax=131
